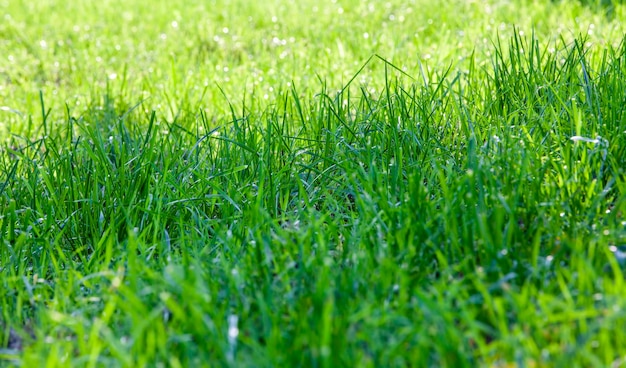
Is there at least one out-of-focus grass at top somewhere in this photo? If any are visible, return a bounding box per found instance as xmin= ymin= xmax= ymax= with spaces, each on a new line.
xmin=1 ymin=0 xmax=625 ymax=138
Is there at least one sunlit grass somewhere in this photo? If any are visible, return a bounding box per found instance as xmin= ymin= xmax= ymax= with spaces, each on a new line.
xmin=2 ymin=0 xmax=626 ymax=366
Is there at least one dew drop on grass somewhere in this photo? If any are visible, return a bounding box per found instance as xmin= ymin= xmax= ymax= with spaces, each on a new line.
xmin=609 ymin=246 xmax=626 ymax=267
xmin=228 ymin=315 xmax=239 ymax=340
xmin=227 ymin=314 xmax=239 ymax=362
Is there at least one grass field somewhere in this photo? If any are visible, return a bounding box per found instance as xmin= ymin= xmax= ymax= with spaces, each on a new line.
xmin=2 ymin=0 xmax=626 ymax=366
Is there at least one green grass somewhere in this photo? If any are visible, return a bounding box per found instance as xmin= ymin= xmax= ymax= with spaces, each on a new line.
xmin=2 ymin=0 xmax=626 ymax=366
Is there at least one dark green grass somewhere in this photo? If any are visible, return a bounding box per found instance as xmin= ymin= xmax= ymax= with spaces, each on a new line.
xmin=2 ymin=32 xmax=626 ymax=366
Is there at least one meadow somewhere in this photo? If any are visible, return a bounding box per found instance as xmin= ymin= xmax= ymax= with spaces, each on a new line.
xmin=2 ymin=0 xmax=626 ymax=366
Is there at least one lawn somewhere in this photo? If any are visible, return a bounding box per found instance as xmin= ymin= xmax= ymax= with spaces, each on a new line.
xmin=2 ymin=0 xmax=626 ymax=366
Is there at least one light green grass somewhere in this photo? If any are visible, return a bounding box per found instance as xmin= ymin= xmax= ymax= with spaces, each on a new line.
xmin=2 ymin=0 xmax=626 ymax=366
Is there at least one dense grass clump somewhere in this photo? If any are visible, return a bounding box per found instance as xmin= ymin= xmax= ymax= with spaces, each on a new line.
xmin=2 ymin=0 xmax=626 ymax=366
